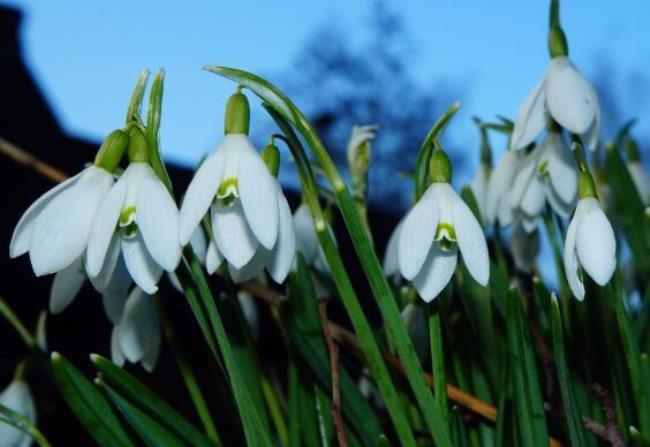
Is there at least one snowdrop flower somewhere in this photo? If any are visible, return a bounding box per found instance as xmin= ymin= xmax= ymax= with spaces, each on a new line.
xmin=179 ymin=91 xmax=290 ymax=281
xmin=111 ymin=287 xmax=161 ymax=372
xmin=237 ymin=291 xmax=259 ymax=339
xmin=398 ymin=149 xmax=490 ymax=302
xmin=511 ymin=9 xmax=599 ymax=151
xmin=485 ymin=150 xmax=520 ymax=227
xmin=383 ymin=217 xmax=403 ymax=278
xmin=293 ymin=203 xmax=334 ymax=297
xmin=205 ymin=142 xmax=295 ymax=284
xmin=510 ymin=131 xmax=578 ymax=228
xmin=10 ymin=130 xmax=128 ymax=277
xmin=86 ymin=129 xmax=181 ymax=295
xmin=469 ymin=118 xmax=492 ymax=219
xmin=563 ymin=171 xmax=616 ymax=300
xmin=0 ymin=379 xmax=36 ymax=447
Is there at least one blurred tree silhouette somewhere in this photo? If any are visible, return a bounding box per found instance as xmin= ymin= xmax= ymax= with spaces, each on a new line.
xmin=282 ymin=1 xmax=460 ymax=209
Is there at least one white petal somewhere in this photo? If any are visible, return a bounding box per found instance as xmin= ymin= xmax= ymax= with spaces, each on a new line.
xmin=228 ymin=250 xmax=266 ymax=284
xmin=189 ymin=228 xmax=208 ymax=265
xmin=0 ymin=380 xmax=35 ymax=447
xmin=453 ymin=194 xmax=490 ymax=285
xmin=206 ymin=240 xmax=224 ymax=274
xmin=576 ymin=198 xmax=616 ymax=286
xmin=293 ymin=204 xmax=319 ymax=265
xmin=49 ymin=256 xmax=86 ymax=314
xmin=546 ymin=133 xmax=578 ymax=205
xmin=582 ymin=103 xmax=600 ymax=151
xmin=563 ymin=203 xmax=585 ymax=300
xmin=212 ymin=201 xmax=259 ymax=269
xmin=29 ymin=168 xmax=113 ymax=276
xmin=546 ymin=57 xmax=598 ymax=135
xmin=628 ymin=162 xmax=650 ymax=203
xmin=141 ymin=321 xmax=161 ymax=373
xmin=412 ymin=244 xmax=458 ymax=302
xmin=510 ymin=149 xmax=541 ymax=209
xmin=10 ymin=171 xmax=82 ymax=258
xmin=383 ymin=218 xmax=403 ymax=276
xmin=136 ymin=175 xmax=181 ymax=271
xmin=86 ymin=173 xmax=129 ymax=277
xmin=470 ymin=167 xmax=489 ymax=218
xmin=511 ymin=77 xmax=547 ymax=150
xmin=88 ymin=233 xmax=121 ymax=292
xmin=522 ymin=215 xmax=540 ymax=233
xmin=122 ymin=234 xmax=162 ymax=294
xmin=101 ymin=257 xmax=132 ymax=324
xmin=119 ymin=288 xmax=157 ymax=363
xmin=110 ymin=326 xmax=125 ymax=367
xmin=486 ymin=151 xmax=515 ymax=225
xmin=178 ymin=148 xmax=226 ymax=246
xmin=511 ymin=223 xmax=540 ymax=272
xmin=398 ymin=186 xmax=439 ymax=280
xmin=265 ymin=189 xmax=296 ymax=283
xmin=520 ymin=174 xmax=546 ymax=218
xmin=545 ymin=183 xmax=574 ymax=219
xmin=237 ymin=139 xmax=279 ymax=249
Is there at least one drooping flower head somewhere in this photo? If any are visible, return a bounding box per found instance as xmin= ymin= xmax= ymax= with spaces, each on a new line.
xmin=10 ymin=130 xmax=128 ymax=277
xmin=398 ymin=148 xmax=490 ymax=302
xmin=563 ymin=169 xmax=616 ymax=300
xmin=86 ymin=127 xmax=182 ymax=294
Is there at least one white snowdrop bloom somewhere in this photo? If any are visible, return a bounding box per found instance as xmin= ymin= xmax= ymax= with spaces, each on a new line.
xmin=398 ymin=182 xmax=489 ymax=302
xmin=470 ymin=165 xmax=490 ymax=220
xmin=511 ymin=57 xmax=600 ymax=151
xmin=237 ymin=291 xmax=259 ymax=339
xmin=0 ymin=379 xmax=36 ymax=447
xmin=86 ymin=162 xmax=182 ymax=295
xmin=510 ymin=132 xmax=578 ymax=227
xmin=347 ymin=124 xmax=377 ymax=177
xmin=10 ymin=165 xmax=114 ymax=276
xmin=179 ymin=133 xmax=280 ymax=271
xmin=628 ymin=161 xmax=650 ymax=204
xmin=224 ymin=180 xmax=295 ymax=284
xmin=485 ymin=150 xmax=520 ymax=227
xmin=563 ymin=187 xmax=616 ymax=300
xmin=383 ymin=218 xmax=403 ymax=278
xmin=510 ymin=222 xmax=540 ymax=273
xmin=111 ymin=287 xmax=161 ymax=372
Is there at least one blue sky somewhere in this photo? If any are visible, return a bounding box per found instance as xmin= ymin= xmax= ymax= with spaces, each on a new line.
xmin=4 ymin=0 xmax=650 ymax=187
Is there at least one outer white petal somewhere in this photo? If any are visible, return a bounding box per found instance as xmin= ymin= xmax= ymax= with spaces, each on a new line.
xmin=511 ymin=77 xmax=547 ymax=150
xmin=122 ymin=234 xmax=163 ymax=294
xmin=237 ymin=138 xmax=279 ymax=249
xmin=452 ymin=193 xmax=490 ymax=285
xmin=545 ymin=183 xmax=574 ymax=219
xmin=521 ymin=215 xmax=540 ymax=233
xmin=265 ymin=188 xmax=296 ymax=283
xmin=412 ymin=244 xmax=458 ymax=302
xmin=576 ymin=198 xmax=616 ymax=286
xmin=141 ymin=322 xmax=161 ymax=373
xmin=383 ymin=218 xmax=403 ymax=276
xmin=486 ymin=151 xmax=516 ymax=224
xmin=470 ymin=166 xmax=489 ymax=218
xmin=545 ymin=133 xmax=578 ymax=205
xmin=88 ymin=233 xmax=121 ymax=293
xmin=10 ymin=170 xmax=82 ymax=258
xmin=520 ymin=175 xmax=546 ymax=218
xmin=0 ymin=381 xmax=36 ymax=447
xmin=510 ymin=149 xmax=541 ymax=209
xmin=212 ymin=202 xmax=258 ymax=269
xmin=86 ymin=173 xmax=129 ymax=277
xmin=398 ymin=186 xmax=439 ymax=280
xmin=228 ymin=251 xmax=266 ymax=284
xmin=563 ymin=203 xmax=586 ymax=300
xmin=293 ymin=204 xmax=319 ymax=265
xmin=50 ymin=256 xmax=86 ymax=314
xmin=206 ymin=240 xmax=224 ymax=274
xmin=545 ymin=57 xmax=598 ymax=135
xmin=119 ymin=288 xmax=157 ymax=363
xmin=110 ymin=326 xmax=125 ymax=367
xmin=101 ymin=257 xmax=131 ymax=324
xmin=189 ymin=228 xmax=208 ymax=265
xmin=582 ymin=102 xmax=600 ymax=151
xmin=178 ymin=148 xmax=226 ymax=246
xmin=137 ymin=174 xmax=181 ymax=271
xmin=29 ymin=168 xmax=113 ymax=276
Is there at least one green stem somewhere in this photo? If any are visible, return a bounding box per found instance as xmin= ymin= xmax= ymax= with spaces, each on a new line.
xmin=261 ymin=374 xmax=289 ymax=446
xmin=0 ymin=296 xmax=36 ymax=348
xmin=158 ymin=296 xmax=221 ymax=444
xmin=428 ymin=301 xmax=449 ymax=427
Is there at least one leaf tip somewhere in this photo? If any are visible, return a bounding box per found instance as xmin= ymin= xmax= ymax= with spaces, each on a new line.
xmin=51 ymin=351 xmax=62 ymax=362
xmin=89 ymin=353 xmax=101 ymax=364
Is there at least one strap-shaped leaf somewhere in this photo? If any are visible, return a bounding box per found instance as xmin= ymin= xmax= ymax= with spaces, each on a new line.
xmin=91 ymin=355 xmax=217 ymax=447
xmin=50 ymin=352 xmax=134 ymax=447
xmin=0 ymin=402 xmax=51 ymax=447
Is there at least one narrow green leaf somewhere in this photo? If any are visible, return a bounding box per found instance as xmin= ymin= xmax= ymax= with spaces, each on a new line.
xmin=146 ymin=69 xmax=174 ymax=192
xmin=101 ymin=384 xmax=187 ymax=447
xmin=126 ymin=69 xmax=150 ymax=123
xmin=549 ymin=296 xmax=588 ymax=446
xmin=50 ymin=352 xmax=134 ymax=447
xmin=0 ymin=402 xmax=51 ymax=447
xmin=91 ymin=355 xmax=217 ymax=447
xmin=428 ymin=303 xmax=449 ymax=427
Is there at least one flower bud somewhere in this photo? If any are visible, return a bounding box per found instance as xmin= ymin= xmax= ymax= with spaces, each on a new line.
xmin=94 ymin=129 xmax=129 ymax=172
xmin=262 ymin=143 xmax=280 ymax=177
xmin=127 ymin=127 xmax=149 ymax=163
xmin=429 ymin=147 xmax=452 ymax=184
xmin=224 ymin=90 xmax=250 ymax=135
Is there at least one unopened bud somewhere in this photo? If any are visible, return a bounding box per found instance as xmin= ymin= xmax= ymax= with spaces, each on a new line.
xmin=94 ymin=129 xmax=129 ymax=172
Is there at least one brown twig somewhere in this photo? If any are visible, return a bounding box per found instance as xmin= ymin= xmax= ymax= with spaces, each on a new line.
xmin=0 ymin=135 xmax=69 ymax=182
xmin=318 ymin=300 xmax=348 ymax=447
xmin=589 ymin=383 xmax=625 ymax=447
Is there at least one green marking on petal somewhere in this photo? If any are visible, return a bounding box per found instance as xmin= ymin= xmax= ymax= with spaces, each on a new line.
xmin=435 ymin=222 xmax=456 ymax=250
xmin=217 ymin=177 xmax=239 ymax=206
xmin=537 ymin=159 xmax=549 ymax=177
xmin=119 ymin=206 xmax=136 ymax=227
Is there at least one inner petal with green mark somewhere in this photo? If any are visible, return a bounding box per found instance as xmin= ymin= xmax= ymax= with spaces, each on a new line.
xmin=217 ymin=177 xmax=239 ymax=206
xmin=119 ymin=206 xmax=138 ymax=238
xmin=537 ymin=159 xmax=549 ymax=177
xmin=435 ymin=222 xmax=456 ymax=251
